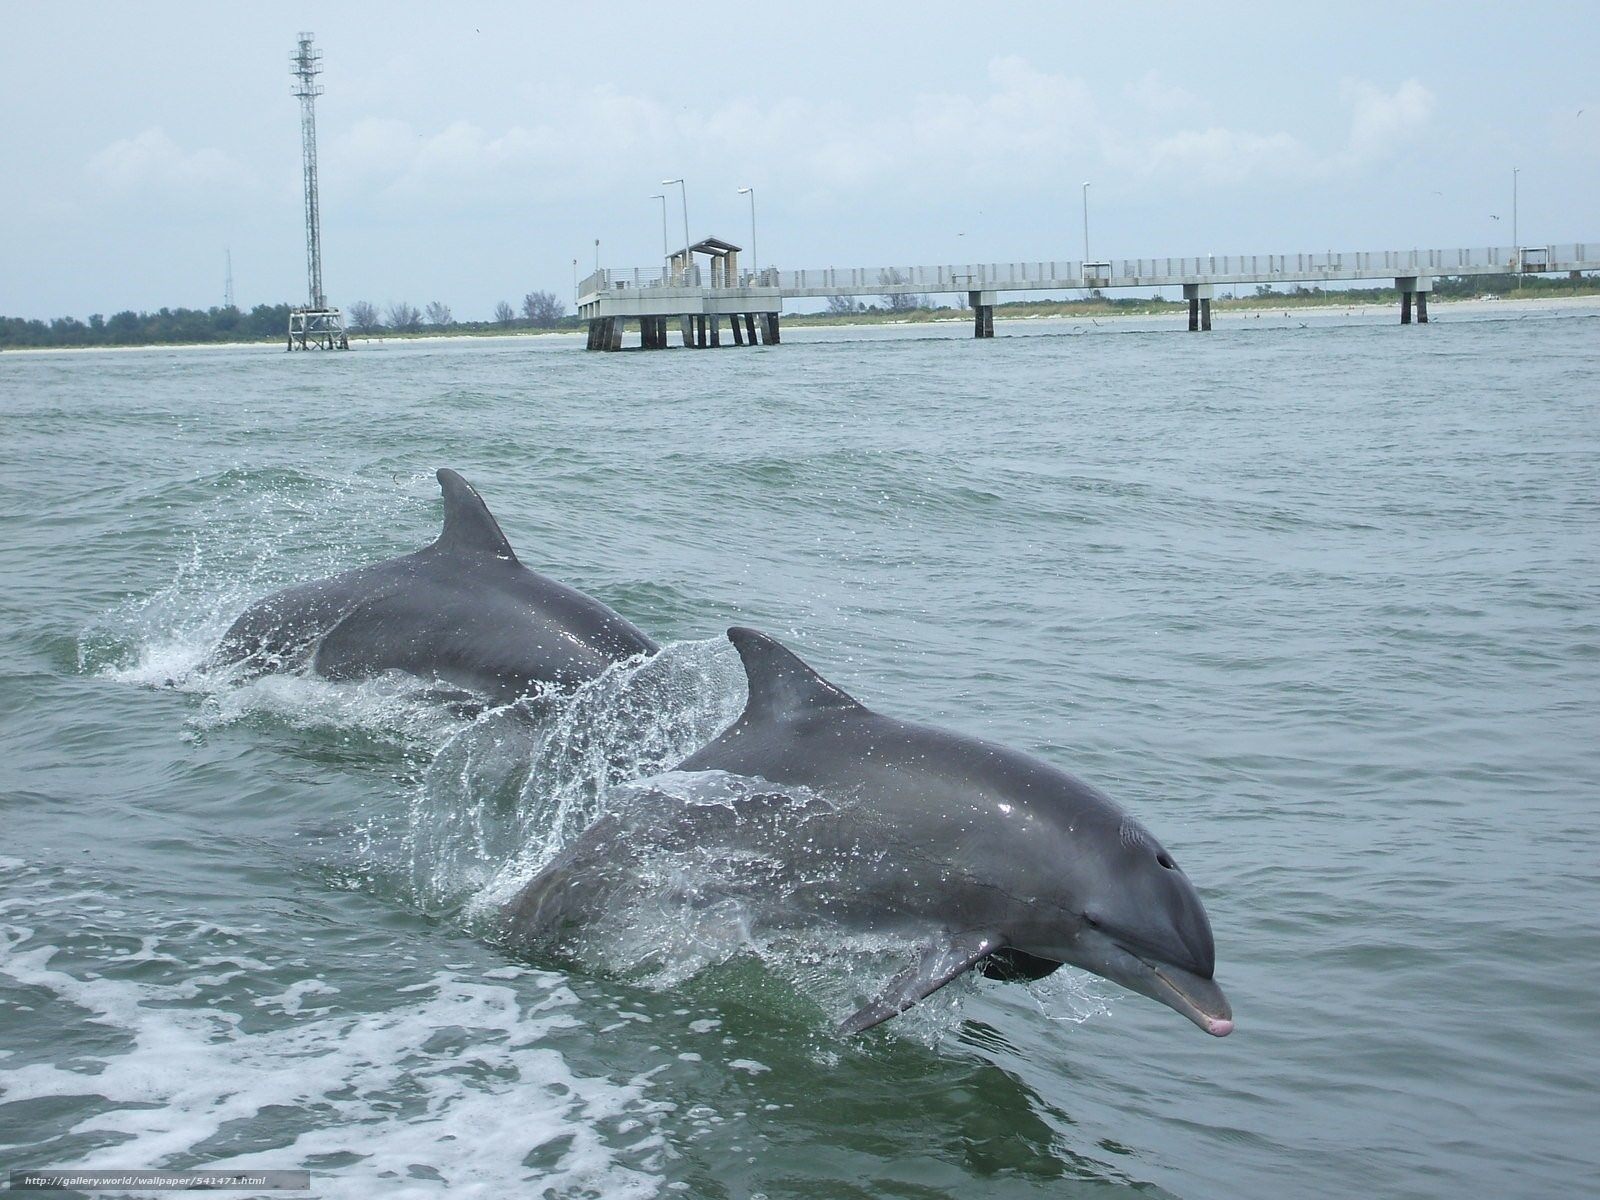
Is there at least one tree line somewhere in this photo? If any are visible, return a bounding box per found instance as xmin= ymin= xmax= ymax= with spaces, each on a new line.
xmin=1 ymin=304 xmax=296 ymax=349
xmin=344 ymin=291 xmax=566 ymax=334
xmin=1 ymin=291 xmax=572 ymax=349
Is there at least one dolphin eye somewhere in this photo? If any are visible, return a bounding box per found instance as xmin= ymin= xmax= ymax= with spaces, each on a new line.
xmin=1156 ymin=852 xmax=1176 ymax=870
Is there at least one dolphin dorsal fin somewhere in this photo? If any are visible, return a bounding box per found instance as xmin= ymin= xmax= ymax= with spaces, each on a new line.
xmin=727 ymin=627 xmax=864 ymax=724
xmin=433 ymin=468 xmax=518 ymax=561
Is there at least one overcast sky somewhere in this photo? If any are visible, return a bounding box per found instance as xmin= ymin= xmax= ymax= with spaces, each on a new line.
xmin=4 ymin=3 xmax=1595 ymax=320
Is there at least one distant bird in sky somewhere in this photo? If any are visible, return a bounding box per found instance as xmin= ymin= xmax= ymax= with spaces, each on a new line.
xmin=1490 ymin=214 xmax=1501 ymax=221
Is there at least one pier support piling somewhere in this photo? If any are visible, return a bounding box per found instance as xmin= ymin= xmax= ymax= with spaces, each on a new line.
xmin=969 ymin=291 xmax=996 ymax=338
xmin=745 ymin=313 xmax=758 ymax=344
xmin=1395 ymin=276 xmax=1431 ymax=326
xmin=1183 ymin=283 xmax=1214 ymax=333
xmin=710 ymin=314 xmax=721 ymax=347
xmin=731 ymin=314 xmax=745 ymax=345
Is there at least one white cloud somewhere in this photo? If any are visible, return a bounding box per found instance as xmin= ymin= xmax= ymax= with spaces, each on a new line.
xmin=1124 ymin=70 xmax=1209 ymax=123
xmin=1116 ymin=126 xmax=1313 ymax=185
xmin=311 ymin=65 xmax=1437 ymax=217
xmin=87 ymin=128 xmax=256 ymax=201
xmin=1341 ymin=78 xmax=1435 ymax=161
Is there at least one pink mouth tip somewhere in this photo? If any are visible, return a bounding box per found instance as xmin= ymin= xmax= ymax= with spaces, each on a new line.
xmin=1205 ymin=1017 xmax=1234 ymax=1037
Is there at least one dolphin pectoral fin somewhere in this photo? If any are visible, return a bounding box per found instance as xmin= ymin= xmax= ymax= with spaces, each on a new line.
xmin=838 ymin=931 xmax=1002 ymax=1034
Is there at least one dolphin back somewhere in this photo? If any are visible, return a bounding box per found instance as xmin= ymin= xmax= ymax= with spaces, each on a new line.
xmin=207 ymin=469 xmax=658 ymax=699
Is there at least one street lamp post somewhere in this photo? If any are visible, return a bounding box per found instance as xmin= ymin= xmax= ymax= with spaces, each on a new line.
xmin=661 ymin=178 xmax=690 ymax=283
xmin=651 ymin=194 xmax=668 ymax=274
xmin=737 ymin=186 xmax=757 ymax=282
xmin=1512 ymin=166 xmax=1521 ymax=292
xmin=1512 ymin=166 xmax=1519 ymax=250
xmin=1081 ymin=181 xmax=1091 ymax=266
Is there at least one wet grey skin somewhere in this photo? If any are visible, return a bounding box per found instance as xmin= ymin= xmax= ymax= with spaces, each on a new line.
xmin=209 ymin=469 xmax=658 ymax=704
xmin=503 ymin=627 xmax=1233 ymax=1037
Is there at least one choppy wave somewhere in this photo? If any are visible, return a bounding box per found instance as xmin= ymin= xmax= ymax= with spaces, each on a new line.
xmin=0 ymin=859 xmax=665 ymax=1198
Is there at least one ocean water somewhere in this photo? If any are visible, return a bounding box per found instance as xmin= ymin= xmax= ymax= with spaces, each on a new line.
xmin=2 ymin=306 xmax=1597 ymax=1199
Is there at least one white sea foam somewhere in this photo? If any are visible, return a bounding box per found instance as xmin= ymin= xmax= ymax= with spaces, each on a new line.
xmin=1 ymin=856 xmax=664 ymax=1197
xmin=0 ymin=921 xmax=665 ymax=1198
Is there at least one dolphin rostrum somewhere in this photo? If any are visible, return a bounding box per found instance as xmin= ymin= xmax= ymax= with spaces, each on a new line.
xmin=209 ymin=469 xmax=658 ymax=703
xmin=502 ymin=627 xmax=1233 ymax=1037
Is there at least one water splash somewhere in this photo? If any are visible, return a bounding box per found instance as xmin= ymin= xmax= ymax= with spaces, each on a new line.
xmin=401 ymin=639 xmax=746 ymax=916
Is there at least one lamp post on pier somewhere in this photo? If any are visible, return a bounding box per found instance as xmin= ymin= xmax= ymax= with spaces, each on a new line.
xmin=1512 ymin=166 xmax=1521 ymax=292
xmin=662 ymin=178 xmax=690 ymax=283
xmin=651 ymin=194 xmax=669 ymax=275
xmin=1512 ymin=166 xmax=1519 ymax=251
xmin=1081 ymin=181 xmax=1091 ymax=266
xmin=737 ymin=186 xmax=757 ymax=282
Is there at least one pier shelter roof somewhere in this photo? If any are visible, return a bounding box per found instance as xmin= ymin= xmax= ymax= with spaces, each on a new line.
xmin=682 ymin=236 xmax=741 ymax=259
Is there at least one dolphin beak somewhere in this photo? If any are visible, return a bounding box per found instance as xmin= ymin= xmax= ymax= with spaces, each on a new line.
xmin=1138 ymin=955 xmax=1234 ymax=1037
xmin=1059 ymin=928 xmax=1234 ymax=1037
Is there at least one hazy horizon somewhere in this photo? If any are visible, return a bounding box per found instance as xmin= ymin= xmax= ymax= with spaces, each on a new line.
xmin=4 ymin=3 xmax=1596 ymax=321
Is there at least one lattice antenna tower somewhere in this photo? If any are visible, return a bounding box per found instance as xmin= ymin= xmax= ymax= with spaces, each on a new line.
xmin=224 ymin=248 xmax=234 ymax=309
xmin=286 ymin=33 xmax=345 ymax=349
xmin=291 ymin=33 xmax=326 ymax=310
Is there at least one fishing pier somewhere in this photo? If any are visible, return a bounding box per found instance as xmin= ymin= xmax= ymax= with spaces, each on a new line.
xmin=577 ymin=241 xmax=1596 ymax=349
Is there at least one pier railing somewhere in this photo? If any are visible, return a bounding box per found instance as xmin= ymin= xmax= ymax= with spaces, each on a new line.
xmin=583 ymin=244 xmax=1590 ymax=302
xmin=769 ymin=245 xmax=1590 ymax=292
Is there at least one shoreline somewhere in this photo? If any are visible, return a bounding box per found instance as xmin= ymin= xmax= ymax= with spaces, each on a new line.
xmin=5 ymin=293 xmax=1596 ymax=355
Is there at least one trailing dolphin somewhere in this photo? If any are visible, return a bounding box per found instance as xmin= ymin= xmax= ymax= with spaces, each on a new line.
xmin=502 ymin=627 xmax=1233 ymax=1037
xmin=209 ymin=469 xmax=658 ymax=703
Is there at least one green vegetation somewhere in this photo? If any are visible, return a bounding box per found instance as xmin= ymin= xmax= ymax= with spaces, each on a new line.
xmin=2 ymin=304 xmax=296 ymax=349
xmin=0 ymin=301 xmax=582 ymax=350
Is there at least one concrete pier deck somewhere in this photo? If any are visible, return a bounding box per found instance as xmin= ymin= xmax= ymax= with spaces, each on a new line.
xmin=577 ymin=241 xmax=1595 ymax=347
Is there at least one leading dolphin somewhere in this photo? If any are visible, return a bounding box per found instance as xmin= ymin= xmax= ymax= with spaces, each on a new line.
xmin=209 ymin=469 xmax=658 ymax=703
xmin=502 ymin=627 xmax=1233 ymax=1037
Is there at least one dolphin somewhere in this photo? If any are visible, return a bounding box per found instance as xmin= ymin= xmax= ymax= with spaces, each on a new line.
xmin=502 ymin=627 xmax=1233 ymax=1037
xmin=209 ymin=469 xmax=658 ymax=703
